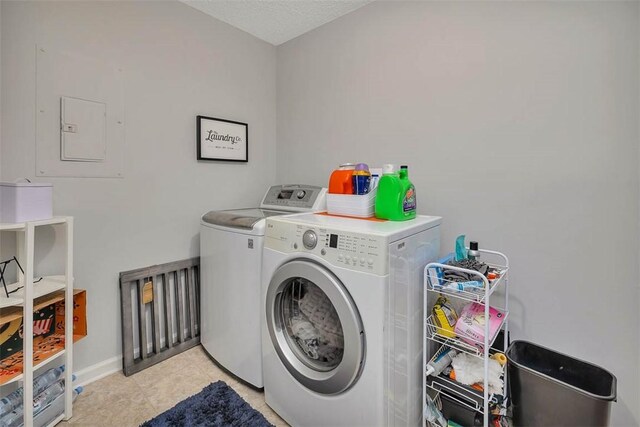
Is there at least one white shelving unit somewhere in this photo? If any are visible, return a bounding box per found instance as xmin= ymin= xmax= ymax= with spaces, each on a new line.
xmin=0 ymin=217 xmax=74 ymax=426
xmin=422 ymin=248 xmax=509 ymax=427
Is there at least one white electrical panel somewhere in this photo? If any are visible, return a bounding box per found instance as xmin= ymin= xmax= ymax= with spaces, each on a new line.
xmin=36 ymin=45 xmax=124 ymax=178
xmin=60 ymin=96 xmax=107 ymax=162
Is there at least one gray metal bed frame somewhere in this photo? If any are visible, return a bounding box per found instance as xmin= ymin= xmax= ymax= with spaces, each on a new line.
xmin=119 ymin=257 xmax=200 ymax=376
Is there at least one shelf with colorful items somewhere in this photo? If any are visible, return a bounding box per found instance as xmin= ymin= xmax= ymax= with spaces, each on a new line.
xmin=422 ymin=242 xmax=510 ymax=427
xmin=1 ymin=289 xmax=87 ymax=386
xmin=0 ymin=217 xmax=76 ymax=427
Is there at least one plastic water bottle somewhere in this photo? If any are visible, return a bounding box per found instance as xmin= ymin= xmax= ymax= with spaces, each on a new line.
xmin=0 ymin=366 xmax=65 ymax=417
xmin=0 ymin=384 xmax=81 ymax=427
xmin=0 ymin=408 xmax=21 ymax=427
xmin=0 ymin=390 xmax=22 ymax=419
xmin=0 ymin=381 xmax=84 ymax=427
xmin=36 ymin=387 xmax=83 ymax=427
xmin=33 ymin=366 xmax=65 ymax=396
xmin=33 ymin=380 xmax=80 ymax=415
xmin=33 ymin=381 xmax=64 ymax=414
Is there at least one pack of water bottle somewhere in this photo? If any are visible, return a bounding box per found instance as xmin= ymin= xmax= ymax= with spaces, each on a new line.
xmin=0 ymin=366 xmax=83 ymax=427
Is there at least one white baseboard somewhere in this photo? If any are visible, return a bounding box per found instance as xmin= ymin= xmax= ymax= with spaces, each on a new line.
xmin=74 ymin=355 xmax=122 ymax=387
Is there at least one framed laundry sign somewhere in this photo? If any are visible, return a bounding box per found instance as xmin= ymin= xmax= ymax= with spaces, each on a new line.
xmin=197 ymin=115 xmax=248 ymax=162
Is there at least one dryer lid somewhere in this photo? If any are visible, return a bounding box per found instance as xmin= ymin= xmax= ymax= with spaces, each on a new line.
xmin=201 ymin=208 xmax=286 ymax=230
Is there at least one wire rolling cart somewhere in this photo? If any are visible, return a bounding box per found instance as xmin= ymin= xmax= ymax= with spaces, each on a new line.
xmin=422 ymin=248 xmax=509 ymax=427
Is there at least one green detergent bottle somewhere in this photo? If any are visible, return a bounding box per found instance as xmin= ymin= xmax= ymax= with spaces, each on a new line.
xmin=375 ymin=164 xmax=417 ymax=221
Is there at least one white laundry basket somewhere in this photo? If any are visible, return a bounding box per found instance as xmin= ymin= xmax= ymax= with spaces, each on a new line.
xmin=0 ymin=181 xmax=53 ymax=223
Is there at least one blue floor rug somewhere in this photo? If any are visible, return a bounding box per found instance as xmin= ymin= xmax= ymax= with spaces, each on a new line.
xmin=141 ymin=381 xmax=274 ymax=427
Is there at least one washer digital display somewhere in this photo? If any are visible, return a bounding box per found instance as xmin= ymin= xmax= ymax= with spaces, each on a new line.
xmin=329 ymin=234 xmax=339 ymax=248
xmin=277 ymin=190 xmax=293 ymax=199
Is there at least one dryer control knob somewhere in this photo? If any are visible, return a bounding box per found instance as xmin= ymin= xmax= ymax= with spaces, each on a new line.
xmin=302 ymin=230 xmax=317 ymax=249
xmin=296 ymin=190 xmax=306 ymax=199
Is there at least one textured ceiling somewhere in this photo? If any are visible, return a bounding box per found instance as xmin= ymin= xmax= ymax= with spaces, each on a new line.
xmin=182 ymin=0 xmax=373 ymax=45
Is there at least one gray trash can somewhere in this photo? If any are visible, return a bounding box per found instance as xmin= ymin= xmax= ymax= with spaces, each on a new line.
xmin=506 ymin=340 xmax=616 ymax=427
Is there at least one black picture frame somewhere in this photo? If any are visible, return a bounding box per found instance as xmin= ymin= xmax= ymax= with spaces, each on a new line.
xmin=197 ymin=115 xmax=248 ymax=162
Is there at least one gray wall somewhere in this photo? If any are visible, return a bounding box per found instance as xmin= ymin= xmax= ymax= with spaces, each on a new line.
xmin=2 ymin=1 xmax=639 ymax=424
xmin=276 ymin=2 xmax=639 ymax=425
xmin=1 ymin=1 xmax=276 ymax=372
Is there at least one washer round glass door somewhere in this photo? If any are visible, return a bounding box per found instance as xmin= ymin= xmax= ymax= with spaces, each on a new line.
xmin=266 ymin=259 xmax=365 ymax=395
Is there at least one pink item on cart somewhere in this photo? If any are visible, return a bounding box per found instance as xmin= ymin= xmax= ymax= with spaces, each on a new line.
xmin=454 ymin=303 xmax=504 ymax=350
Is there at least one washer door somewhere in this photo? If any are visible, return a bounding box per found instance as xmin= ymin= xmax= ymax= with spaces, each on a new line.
xmin=266 ymin=259 xmax=365 ymax=395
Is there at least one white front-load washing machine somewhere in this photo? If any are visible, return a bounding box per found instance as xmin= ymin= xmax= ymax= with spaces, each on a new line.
xmin=200 ymin=185 xmax=326 ymax=388
xmin=262 ymin=213 xmax=441 ymax=426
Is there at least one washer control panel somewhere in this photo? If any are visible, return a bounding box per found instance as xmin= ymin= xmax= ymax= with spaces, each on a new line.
xmin=266 ymin=220 xmax=388 ymax=275
xmin=261 ymin=185 xmax=325 ymax=210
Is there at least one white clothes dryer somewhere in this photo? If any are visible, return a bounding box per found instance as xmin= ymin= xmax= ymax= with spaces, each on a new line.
xmin=200 ymin=185 xmax=326 ymax=388
xmin=262 ymin=213 xmax=441 ymax=426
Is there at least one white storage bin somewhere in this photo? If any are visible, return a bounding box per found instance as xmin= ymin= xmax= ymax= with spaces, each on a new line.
xmin=326 ymin=188 xmax=377 ymax=218
xmin=0 ymin=181 xmax=53 ymax=223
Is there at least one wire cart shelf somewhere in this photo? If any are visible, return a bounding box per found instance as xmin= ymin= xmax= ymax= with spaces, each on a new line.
xmin=423 ymin=248 xmax=509 ymax=427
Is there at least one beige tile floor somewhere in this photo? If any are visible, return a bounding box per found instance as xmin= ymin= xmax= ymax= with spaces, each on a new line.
xmin=60 ymin=346 xmax=288 ymax=426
